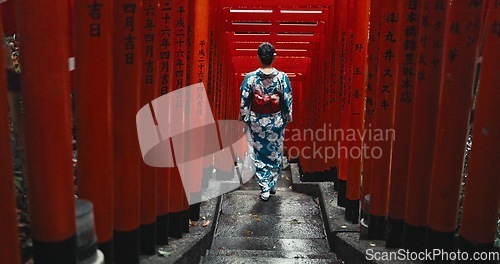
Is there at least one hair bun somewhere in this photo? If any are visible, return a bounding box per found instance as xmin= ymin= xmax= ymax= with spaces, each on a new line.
xmin=257 ymin=42 xmax=276 ymax=65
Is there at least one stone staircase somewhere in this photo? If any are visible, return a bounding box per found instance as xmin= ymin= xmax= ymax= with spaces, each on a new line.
xmin=201 ymin=170 xmax=342 ymax=263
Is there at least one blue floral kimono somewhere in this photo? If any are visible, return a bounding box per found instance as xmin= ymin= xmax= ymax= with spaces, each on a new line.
xmin=239 ymin=68 xmax=293 ymax=193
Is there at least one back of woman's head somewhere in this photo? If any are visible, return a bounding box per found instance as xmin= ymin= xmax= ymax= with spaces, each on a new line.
xmin=257 ymin=42 xmax=276 ymax=66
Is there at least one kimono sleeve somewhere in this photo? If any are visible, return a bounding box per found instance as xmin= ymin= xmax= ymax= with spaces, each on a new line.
xmin=239 ymin=74 xmax=253 ymax=123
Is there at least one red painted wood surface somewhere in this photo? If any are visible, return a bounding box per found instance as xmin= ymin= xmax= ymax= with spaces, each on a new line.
xmin=190 ymin=0 xmax=211 ymax=195
xmin=1 ymin=0 xmax=16 ymax=35
xmin=459 ymin=1 xmax=500 ymax=244
xmin=388 ymin=0 xmax=422 ymax=222
xmin=74 ymin=0 xmax=114 ymax=244
xmin=0 ymin=12 xmax=21 ymax=264
xmin=334 ymin=0 xmax=349 ymax=183
xmin=427 ymin=0 xmax=484 ymax=234
xmin=112 ymin=0 xmax=142 ymax=232
xmin=156 ymin=0 xmax=174 ymax=219
xmin=369 ymin=0 xmax=400 ymax=218
xmin=17 ymin=0 xmax=76 ymax=242
xmin=346 ymin=0 xmax=370 ymax=203
xmin=168 ymin=0 xmax=190 ymax=213
xmin=361 ymin=0 xmax=382 ymax=212
xmin=323 ymin=5 xmax=336 ymax=172
xmin=140 ymin=0 xmax=160 ymax=227
xmin=405 ymin=0 xmax=448 ymax=228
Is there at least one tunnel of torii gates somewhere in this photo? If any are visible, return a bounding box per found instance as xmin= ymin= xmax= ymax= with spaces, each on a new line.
xmin=0 ymin=0 xmax=498 ymax=263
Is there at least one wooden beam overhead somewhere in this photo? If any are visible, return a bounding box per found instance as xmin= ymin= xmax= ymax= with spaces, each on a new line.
xmin=223 ymin=8 xmax=329 ymax=22
xmin=226 ymin=21 xmax=326 ymax=34
xmin=228 ymin=41 xmax=317 ymax=51
xmin=226 ymin=32 xmax=321 ymax=43
xmin=220 ymin=0 xmax=334 ymax=7
xmin=231 ymin=49 xmax=313 ymax=57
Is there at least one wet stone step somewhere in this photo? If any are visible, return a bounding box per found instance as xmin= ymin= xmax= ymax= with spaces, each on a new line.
xmin=221 ymin=191 xmax=321 ymax=216
xmin=202 ymin=255 xmax=341 ymax=264
xmin=211 ymin=237 xmax=331 ymax=253
xmin=215 ymin=214 xmax=325 ymax=239
xmin=203 ymin=169 xmax=336 ymax=264
xmin=206 ymin=249 xmax=337 ymax=260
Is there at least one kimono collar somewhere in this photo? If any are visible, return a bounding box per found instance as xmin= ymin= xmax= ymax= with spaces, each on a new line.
xmin=256 ymin=68 xmax=279 ymax=77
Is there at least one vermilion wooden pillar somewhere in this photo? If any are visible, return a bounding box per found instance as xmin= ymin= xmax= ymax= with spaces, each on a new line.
xmin=139 ymin=0 xmax=160 ymax=255
xmin=219 ymin=28 xmax=227 ymax=117
xmin=386 ymin=0 xmax=421 ymax=248
xmin=73 ymin=0 xmax=114 ymax=262
xmin=324 ymin=19 xmax=333 ymax=178
xmin=1 ymin=0 xmax=15 ymax=35
xmin=403 ymin=0 xmax=448 ymax=251
xmin=0 ymin=13 xmax=21 ymax=264
xmin=311 ymin=48 xmax=320 ymax=179
xmin=207 ymin=5 xmax=215 ymax=114
xmin=293 ymin=74 xmax=305 ymax=169
xmin=206 ymin=26 xmax=214 ymax=107
xmin=168 ymin=0 xmax=190 ymax=238
xmin=302 ymin=64 xmax=311 ymax=176
xmin=318 ymin=29 xmax=329 ymax=180
xmin=299 ymin=59 xmax=313 ymax=178
xmin=368 ymin=0 xmax=400 ymax=240
xmin=330 ymin=0 xmax=347 ymax=189
xmin=17 ymin=1 xmax=77 ymax=263
xmin=333 ymin=0 xmax=348 ymax=206
xmin=215 ymin=2 xmax=234 ymax=180
xmin=312 ymin=45 xmax=322 ymax=180
xmin=217 ymin=1 xmax=224 ymax=120
xmin=189 ymin=0 xmax=210 ymax=222
xmin=305 ymin=65 xmax=313 ymax=177
xmin=361 ymin=0 xmax=382 ymax=220
xmin=156 ymin=0 xmax=173 ymax=246
xmin=297 ymin=79 xmax=305 ymax=164
xmin=458 ymin=1 xmax=500 ymax=251
xmin=305 ymin=41 xmax=317 ymax=175
xmin=309 ymin=36 xmax=321 ymax=180
xmin=112 ymin=1 xmax=142 ymax=262
xmin=182 ymin=0 xmax=195 ymax=231
xmin=345 ymin=0 xmax=370 ymax=224
xmin=222 ymin=30 xmax=230 ymax=120
xmin=324 ymin=6 xmax=337 ymax=182
xmin=211 ymin=0 xmax=221 ymax=120
xmin=186 ymin=0 xmax=194 ymax=86
xmin=425 ymin=0 xmax=484 ymax=251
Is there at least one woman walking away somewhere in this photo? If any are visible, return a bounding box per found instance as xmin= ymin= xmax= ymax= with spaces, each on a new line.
xmin=238 ymin=42 xmax=293 ymax=201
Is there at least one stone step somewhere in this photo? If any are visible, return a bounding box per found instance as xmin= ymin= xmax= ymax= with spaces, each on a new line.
xmin=221 ymin=191 xmax=321 ymax=216
xmin=211 ymin=237 xmax=331 ymax=253
xmin=202 ymin=255 xmax=341 ymax=264
xmin=215 ymin=214 xmax=326 ymax=239
xmin=206 ymin=249 xmax=337 ymax=260
xmin=203 ymin=164 xmax=337 ymax=264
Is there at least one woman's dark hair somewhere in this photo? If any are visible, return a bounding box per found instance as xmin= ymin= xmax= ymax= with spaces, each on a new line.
xmin=257 ymin=42 xmax=276 ymax=66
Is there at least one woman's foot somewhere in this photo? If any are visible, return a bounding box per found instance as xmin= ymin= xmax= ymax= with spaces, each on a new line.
xmin=260 ymin=191 xmax=270 ymax=201
xmin=270 ymin=186 xmax=276 ymax=195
